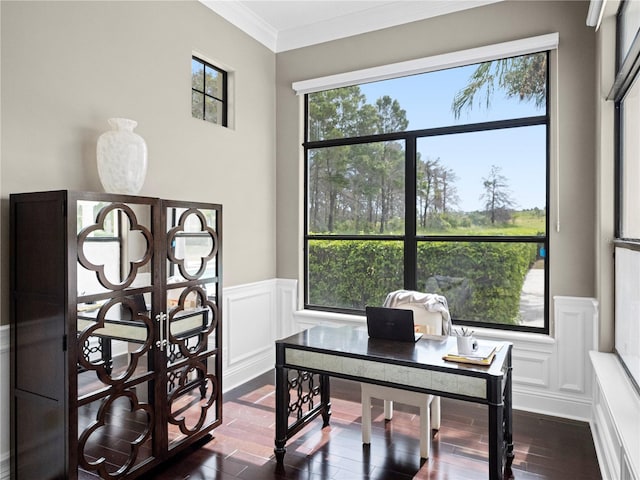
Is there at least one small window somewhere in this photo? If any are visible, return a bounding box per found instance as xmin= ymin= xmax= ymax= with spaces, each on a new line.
xmin=191 ymin=56 xmax=227 ymax=126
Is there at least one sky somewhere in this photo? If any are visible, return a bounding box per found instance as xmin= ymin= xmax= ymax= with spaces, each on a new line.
xmin=358 ymin=61 xmax=547 ymax=212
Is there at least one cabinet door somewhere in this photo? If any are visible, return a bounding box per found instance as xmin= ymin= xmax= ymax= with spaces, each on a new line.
xmin=74 ymin=198 xmax=159 ymax=479
xmin=163 ymin=201 xmax=222 ymax=451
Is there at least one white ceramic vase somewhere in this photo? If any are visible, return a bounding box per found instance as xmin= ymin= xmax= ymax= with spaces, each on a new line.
xmin=96 ymin=118 xmax=148 ymax=194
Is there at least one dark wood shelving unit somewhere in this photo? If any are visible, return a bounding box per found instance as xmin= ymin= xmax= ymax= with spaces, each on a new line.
xmin=10 ymin=190 xmax=223 ymax=479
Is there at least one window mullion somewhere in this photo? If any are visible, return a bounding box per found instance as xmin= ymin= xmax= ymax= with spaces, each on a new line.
xmin=405 ymin=136 xmax=417 ymax=290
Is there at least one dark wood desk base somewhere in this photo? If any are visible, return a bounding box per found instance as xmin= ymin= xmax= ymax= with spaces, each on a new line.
xmin=274 ymin=327 xmax=514 ymax=480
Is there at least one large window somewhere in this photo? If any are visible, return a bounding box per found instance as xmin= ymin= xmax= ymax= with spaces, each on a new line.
xmin=304 ymin=50 xmax=549 ymax=332
xmin=614 ymin=0 xmax=640 ymax=393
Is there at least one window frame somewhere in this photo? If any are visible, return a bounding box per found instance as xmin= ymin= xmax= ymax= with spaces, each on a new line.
xmin=191 ymin=55 xmax=228 ymax=127
xmin=613 ymin=0 xmax=640 ymax=394
xmin=615 ymin=0 xmax=640 ymax=240
xmin=301 ymin=49 xmax=551 ymax=334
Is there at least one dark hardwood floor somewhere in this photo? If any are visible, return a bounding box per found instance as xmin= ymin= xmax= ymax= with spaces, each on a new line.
xmin=150 ymin=371 xmax=602 ymax=480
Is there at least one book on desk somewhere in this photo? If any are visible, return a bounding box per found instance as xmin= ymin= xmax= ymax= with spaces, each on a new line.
xmin=443 ymin=343 xmax=499 ymax=366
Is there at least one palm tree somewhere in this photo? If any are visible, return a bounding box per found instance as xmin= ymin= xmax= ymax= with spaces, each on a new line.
xmin=452 ymin=52 xmax=547 ymax=119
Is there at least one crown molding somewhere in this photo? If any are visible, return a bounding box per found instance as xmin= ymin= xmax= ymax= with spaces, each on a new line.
xmin=201 ymin=0 xmax=502 ymax=53
xmin=276 ymin=0 xmax=501 ymax=52
xmin=200 ymin=0 xmax=279 ymax=51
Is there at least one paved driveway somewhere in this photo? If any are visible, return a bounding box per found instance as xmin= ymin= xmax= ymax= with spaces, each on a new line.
xmin=519 ymin=268 xmax=544 ymax=327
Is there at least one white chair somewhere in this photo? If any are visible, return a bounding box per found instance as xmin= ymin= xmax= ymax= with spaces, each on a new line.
xmin=361 ymin=290 xmax=451 ymax=459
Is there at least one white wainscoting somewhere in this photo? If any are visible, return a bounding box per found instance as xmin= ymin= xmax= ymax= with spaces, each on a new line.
xmin=294 ymin=295 xmax=599 ymax=421
xmin=0 ymin=288 xmax=595 ymax=478
xmin=221 ymin=278 xmax=298 ymax=392
xmin=506 ymin=295 xmax=598 ymax=420
xmin=590 ymin=351 xmax=640 ymax=480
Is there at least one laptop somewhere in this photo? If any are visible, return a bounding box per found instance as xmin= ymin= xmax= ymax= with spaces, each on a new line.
xmin=365 ymin=306 xmax=423 ymax=342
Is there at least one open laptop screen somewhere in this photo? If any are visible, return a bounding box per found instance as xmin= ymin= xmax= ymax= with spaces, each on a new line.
xmin=365 ymin=306 xmax=423 ymax=342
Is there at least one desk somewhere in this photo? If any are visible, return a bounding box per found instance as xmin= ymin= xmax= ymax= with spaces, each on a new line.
xmin=274 ymin=325 xmax=513 ymax=480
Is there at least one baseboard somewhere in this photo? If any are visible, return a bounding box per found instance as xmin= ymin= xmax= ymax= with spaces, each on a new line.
xmin=223 ymin=347 xmax=273 ymax=393
xmin=513 ymin=387 xmax=592 ymax=421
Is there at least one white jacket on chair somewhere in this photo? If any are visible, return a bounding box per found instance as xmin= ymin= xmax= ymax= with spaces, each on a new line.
xmin=361 ymin=289 xmax=451 ymax=459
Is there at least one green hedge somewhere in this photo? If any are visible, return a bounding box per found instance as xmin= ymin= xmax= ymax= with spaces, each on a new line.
xmin=308 ymin=240 xmax=538 ymax=325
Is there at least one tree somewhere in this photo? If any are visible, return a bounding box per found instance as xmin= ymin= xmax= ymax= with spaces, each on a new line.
xmin=373 ymin=96 xmax=407 ymax=233
xmin=375 ymin=96 xmax=408 ymax=134
xmin=307 ymin=89 xmax=408 ymax=234
xmin=481 ymin=165 xmax=515 ymax=224
xmin=451 ymin=52 xmax=547 ymax=119
xmin=308 ymin=87 xmax=369 ymax=232
xmin=417 ymin=156 xmax=438 ymax=228
xmin=192 ymin=68 xmax=222 ymax=121
xmin=416 ymin=156 xmax=460 ymax=230
xmin=432 ymin=164 xmax=459 ymax=214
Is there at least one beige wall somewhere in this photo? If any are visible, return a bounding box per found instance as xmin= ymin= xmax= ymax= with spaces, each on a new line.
xmin=276 ymin=1 xmax=599 ymax=333
xmin=0 ymin=0 xmax=605 ymax=338
xmin=0 ymin=1 xmax=277 ymax=324
xmin=595 ymin=2 xmax=619 ymax=352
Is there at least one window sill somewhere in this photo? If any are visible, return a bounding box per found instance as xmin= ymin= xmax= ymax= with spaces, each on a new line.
xmin=293 ymin=309 xmax=555 ymax=346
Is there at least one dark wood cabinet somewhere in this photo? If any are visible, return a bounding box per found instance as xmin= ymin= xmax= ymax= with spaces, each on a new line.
xmin=10 ymin=190 xmax=223 ymax=479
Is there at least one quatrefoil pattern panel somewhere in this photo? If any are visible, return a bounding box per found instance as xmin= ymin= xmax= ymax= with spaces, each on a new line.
xmin=167 ymin=208 xmax=218 ymax=281
xmin=167 ymin=360 xmax=218 ymax=436
xmin=77 ymin=298 xmax=153 ymax=385
xmin=77 ymin=203 xmax=153 ymax=291
xmin=78 ymin=390 xmax=153 ymax=479
xmin=167 ymin=285 xmax=218 ymax=358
